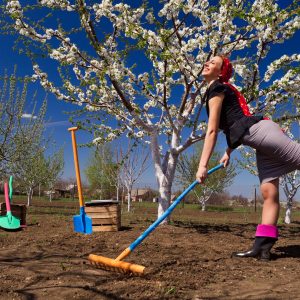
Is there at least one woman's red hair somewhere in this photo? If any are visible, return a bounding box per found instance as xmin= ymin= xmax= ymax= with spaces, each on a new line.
xmin=218 ymin=56 xmax=252 ymax=116
xmin=219 ymin=56 xmax=233 ymax=83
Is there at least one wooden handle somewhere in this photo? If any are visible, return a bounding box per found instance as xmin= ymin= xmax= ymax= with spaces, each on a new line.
xmin=69 ymin=129 xmax=84 ymax=207
xmin=68 ymin=127 xmax=78 ymax=132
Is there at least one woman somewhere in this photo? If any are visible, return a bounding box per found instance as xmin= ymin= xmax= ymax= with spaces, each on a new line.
xmin=196 ymin=55 xmax=300 ymax=260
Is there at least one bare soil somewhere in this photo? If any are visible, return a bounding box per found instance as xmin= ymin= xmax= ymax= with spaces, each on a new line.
xmin=0 ymin=199 xmax=300 ymax=300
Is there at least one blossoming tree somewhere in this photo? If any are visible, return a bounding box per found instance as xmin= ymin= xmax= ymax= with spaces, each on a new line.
xmin=6 ymin=0 xmax=300 ymax=220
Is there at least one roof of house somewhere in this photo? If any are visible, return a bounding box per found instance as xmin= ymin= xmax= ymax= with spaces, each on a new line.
xmin=130 ymin=188 xmax=152 ymax=197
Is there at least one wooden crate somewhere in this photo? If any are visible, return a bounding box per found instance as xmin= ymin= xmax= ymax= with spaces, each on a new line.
xmin=0 ymin=203 xmax=27 ymax=226
xmin=85 ymin=200 xmax=121 ymax=232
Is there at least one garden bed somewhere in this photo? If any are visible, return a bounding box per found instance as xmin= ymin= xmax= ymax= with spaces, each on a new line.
xmin=0 ymin=198 xmax=299 ymax=299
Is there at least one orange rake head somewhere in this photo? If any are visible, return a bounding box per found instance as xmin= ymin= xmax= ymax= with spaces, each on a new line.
xmin=88 ymin=254 xmax=145 ymax=275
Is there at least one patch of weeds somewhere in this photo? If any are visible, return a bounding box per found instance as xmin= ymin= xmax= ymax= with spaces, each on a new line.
xmin=59 ymin=257 xmax=72 ymax=271
xmin=28 ymin=217 xmax=39 ymax=225
xmin=277 ymin=217 xmax=285 ymax=225
xmin=60 ymin=262 xmax=67 ymax=271
xmin=165 ymin=286 xmax=176 ymax=295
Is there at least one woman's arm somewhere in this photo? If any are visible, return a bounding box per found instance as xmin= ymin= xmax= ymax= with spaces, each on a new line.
xmin=196 ymin=94 xmax=224 ymax=182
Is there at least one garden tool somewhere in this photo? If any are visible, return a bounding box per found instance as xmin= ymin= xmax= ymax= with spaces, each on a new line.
xmin=9 ymin=176 xmax=13 ymax=203
xmin=88 ymin=163 xmax=224 ymax=275
xmin=0 ymin=182 xmax=20 ymax=230
xmin=68 ymin=127 xmax=92 ymax=234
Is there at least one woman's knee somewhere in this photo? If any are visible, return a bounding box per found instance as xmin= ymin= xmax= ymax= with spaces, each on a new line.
xmin=260 ymin=179 xmax=279 ymax=201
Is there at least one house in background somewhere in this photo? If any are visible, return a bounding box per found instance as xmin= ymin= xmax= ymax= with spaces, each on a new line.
xmin=125 ymin=188 xmax=157 ymax=202
xmin=44 ymin=183 xmax=77 ymax=199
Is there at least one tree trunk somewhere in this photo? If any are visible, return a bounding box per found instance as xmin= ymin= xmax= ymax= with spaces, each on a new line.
xmin=201 ymin=200 xmax=206 ymax=211
xmin=151 ymin=132 xmax=178 ymax=223
xmin=285 ymin=197 xmax=293 ymax=224
xmin=157 ymin=181 xmax=172 ymax=222
xmin=27 ymin=187 xmax=33 ymax=206
xmin=121 ymin=186 xmax=125 ymax=206
xmin=72 ymin=183 xmax=76 ymax=201
xmin=155 ymin=155 xmax=178 ymax=223
xmin=49 ymin=184 xmax=53 ymax=202
xmin=116 ymin=185 xmax=119 ymax=202
xmin=127 ymin=190 xmax=131 ymax=212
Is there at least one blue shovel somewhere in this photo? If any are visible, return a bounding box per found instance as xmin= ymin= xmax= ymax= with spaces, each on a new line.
xmin=68 ymin=127 xmax=92 ymax=234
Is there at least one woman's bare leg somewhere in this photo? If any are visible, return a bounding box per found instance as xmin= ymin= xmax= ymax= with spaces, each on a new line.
xmin=232 ymin=178 xmax=280 ymax=259
xmin=260 ymin=178 xmax=280 ymax=225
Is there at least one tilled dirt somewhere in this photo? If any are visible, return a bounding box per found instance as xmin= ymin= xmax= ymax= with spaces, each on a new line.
xmin=0 ymin=201 xmax=300 ymax=300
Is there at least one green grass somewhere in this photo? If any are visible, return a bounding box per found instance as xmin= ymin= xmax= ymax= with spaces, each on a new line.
xmin=132 ymin=201 xmax=257 ymax=213
xmin=7 ymin=195 xmax=300 ymax=226
xmin=206 ymin=206 xmax=234 ymax=212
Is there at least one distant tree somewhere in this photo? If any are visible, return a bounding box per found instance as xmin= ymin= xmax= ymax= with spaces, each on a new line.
xmin=55 ymin=178 xmax=71 ymax=190
xmin=85 ymin=144 xmax=118 ymax=200
xmin=208 ymin=191 xmax=231 ymax=206
xmin=231 ymin=194 xmax=249 ymax=206
xmin=85 ymin=142 xmax=150 ymax=207
xmin=67 ymin=178 xmax=78 ymax=200
xmin=44 ymin=148 xmax=64 ymax=202
xmin=13 ymin=147 xmax=64 ymax=205
xmin=120 ymin=143 xmax=150 ymax=212
xmin=0 ymin=71 xmax=64 ymax=205
xmin=176 ymin=142 xmax=237 ymax=211
xmin=14 ymin=151 xmax=42 ymax=205
xmin=0 ymin=71 xmax=47 ymax=178
xmin=101 ymin=146 xmax=126 ymax=202
xmin=281 ymin=171 xmax=300 ymax=224
xmin=280 ymin=128 xmax=300 ymax=224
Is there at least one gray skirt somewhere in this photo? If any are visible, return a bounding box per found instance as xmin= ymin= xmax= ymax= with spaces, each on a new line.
xmin=241 ymin=120 xmax=300 ymax=184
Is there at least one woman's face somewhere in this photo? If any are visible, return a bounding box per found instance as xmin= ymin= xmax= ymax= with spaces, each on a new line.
xmin=202 ymin=56 xmax=223 ymax=81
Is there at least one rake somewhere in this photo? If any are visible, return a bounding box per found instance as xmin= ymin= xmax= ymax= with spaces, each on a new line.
xmin=88 ymin=163 xmax=224 ymax=275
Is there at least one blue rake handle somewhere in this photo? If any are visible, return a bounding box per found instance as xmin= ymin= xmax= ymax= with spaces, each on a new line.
xmin=128 ymin=163 xmax=224 ymax=252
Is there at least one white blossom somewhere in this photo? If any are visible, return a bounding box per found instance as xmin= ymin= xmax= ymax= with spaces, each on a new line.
xmin=6 ymin=0 xmax=300 ymax=218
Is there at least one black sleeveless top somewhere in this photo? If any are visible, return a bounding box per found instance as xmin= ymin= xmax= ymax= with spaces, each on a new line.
xmin=204 ymin=80 xmax=263 ymax=149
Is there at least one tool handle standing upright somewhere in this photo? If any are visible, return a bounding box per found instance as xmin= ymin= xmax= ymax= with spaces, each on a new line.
xmin=4 ymin=183 xmax=12 ymax=213
xmin=68 ymin=127 xmax=84 ymax=208
xmin=9 ymin=176 xmax=13 ymax=202
xmin=1 ymin=181 xmax=20 ymax=229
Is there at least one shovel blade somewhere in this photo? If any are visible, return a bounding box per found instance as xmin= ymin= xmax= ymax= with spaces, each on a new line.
xmin=73 ymin=208 xmax=92 ymax=234
xmin=0 ymin=215 xmax=20 ymax=230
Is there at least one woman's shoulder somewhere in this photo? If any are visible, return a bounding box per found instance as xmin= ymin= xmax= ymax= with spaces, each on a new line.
xmin=206 ymin=80 xmax=229 ymax=100
xmin=209 ymin=80 xmax=229 ymax=93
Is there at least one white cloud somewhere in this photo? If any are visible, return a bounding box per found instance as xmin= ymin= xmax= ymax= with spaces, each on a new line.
xmin=21 ymin=113 xmax=37 ymax=119
xmin=44 ymin=120 xmax=70 ymax=128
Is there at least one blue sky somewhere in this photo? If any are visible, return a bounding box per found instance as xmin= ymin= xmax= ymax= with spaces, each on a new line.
xmin=1 ymin=1 xmax=299 ymax=200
